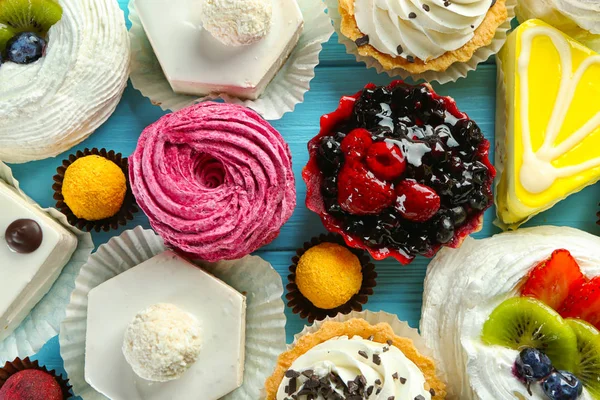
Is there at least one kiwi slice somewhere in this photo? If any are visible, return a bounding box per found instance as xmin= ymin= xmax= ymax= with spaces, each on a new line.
xmin=0 ymin=24 xmax=16 ymax=52
xmin=0 ymin=0 xmax=62 ymax=35
xmin=482 ymin=297 xmax=578 ymax=371
xmin=567 ymin=319 xmax=600 ymax=399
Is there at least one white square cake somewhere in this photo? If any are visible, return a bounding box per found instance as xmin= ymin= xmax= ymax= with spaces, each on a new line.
xmin=0 ymin=180 xmax=77 ymax=341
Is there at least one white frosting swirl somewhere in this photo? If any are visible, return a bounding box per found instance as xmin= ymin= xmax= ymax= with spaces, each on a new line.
xmin=277 ymin=336 xmax=431 ymax=400
xmin=0 ymin=0 xmax=130 ymax=163
xmin=354 ymin=0 xmax=493 ymax=61
xmin=420 ymin=226 xmax=600 ymax=399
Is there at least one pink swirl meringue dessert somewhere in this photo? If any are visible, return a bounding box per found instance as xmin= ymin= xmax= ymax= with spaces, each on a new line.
xmin=129 ymin=102 xmax=296 ymax=261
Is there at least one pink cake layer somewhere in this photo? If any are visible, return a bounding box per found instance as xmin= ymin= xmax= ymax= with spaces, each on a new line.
xmin=129 ymin=102 xmax=296 ymax=261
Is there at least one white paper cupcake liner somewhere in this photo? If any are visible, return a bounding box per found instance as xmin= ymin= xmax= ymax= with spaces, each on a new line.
xmin=325 ymin=0 xmax=517 ymax=84
xmin=128 ymin=0 xmax=334 ymax=120
xmin=0 ymin=162 xmax=94 ymax=364
xmin=291 ymin=310 xmax=433 ymax=357
xmin=60 ymin=227 xmax=287 ymax=400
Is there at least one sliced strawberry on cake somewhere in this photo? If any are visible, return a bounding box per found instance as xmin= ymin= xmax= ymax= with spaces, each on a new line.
xmin=560 ymin=277 xmax=600 ymax=330
xmin=521 ymin=249 xmax=587 ymax=310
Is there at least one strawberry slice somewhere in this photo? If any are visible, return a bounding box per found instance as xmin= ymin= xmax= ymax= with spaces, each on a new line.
xmin=521 ymin=249 xmax=587 ymax=310
xmin=560 ymin=277 xmax=600 ymax=330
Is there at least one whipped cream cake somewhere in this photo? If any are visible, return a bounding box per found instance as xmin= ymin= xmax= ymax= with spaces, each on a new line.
xmin=0 ymin=0 xmax=130 ymax=163
xmin=0 ymin=180 xmax=77 ymax=341
xmin=495 ymin=20 xmax=600 ymax=229
xmin=135 ymin=0 xmax=303 ymax=99
xmin=85 ymin=250 xmax=246 ymax=400
xmin=421 ymin=226 xmax=600 ymax=399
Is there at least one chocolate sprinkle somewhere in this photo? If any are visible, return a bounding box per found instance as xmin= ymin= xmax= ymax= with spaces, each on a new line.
xmin=382 ymin=346 xmax=389 ymax=352
xmin=302 ymin=369 xmax=314 ymax=378
xmin=415 ymin=396 xmax=426 ymax=400
xmin=355 ymin=35 xmax=370 ymax=47
xmin=388 ymin=397 xmax=395 ymax=400
xmin=286 ymin=370 xmax=301 ymax=378
xmin=407 ymin=55 xmax=415 ymax=63
xmin=392 ymin=372 xmax=399 ymax=380
xmin=408 ymin=12 xmax=417 ymax=18
xmin=444 ymin=1 xmax=451 ymax=6
xmin=386 ymin=340 xmax=393 ymax=346
xmin=289 ymin=377 xmax=297 ymax=393
xmin=430 ymin=388 xmax=436 ymax=396
xmin=373 ymin=354 xmax=381 ymax=365
xmin=375 ymin=379 xmax=382 ymax=385
xmin=396 ymin=45 xmax=403 ymax=55
xmin=491 ymin=0 xmax=496 ymax=6
xmin=400 ymin=377 xmax=407 ymax=384
xmin=422 ymin=4 xmax=430 ymax=11
xmin=358 ymin=350 xmax=368 ymax=359
xmin=376 ymin=388 xmax=382 ymax=395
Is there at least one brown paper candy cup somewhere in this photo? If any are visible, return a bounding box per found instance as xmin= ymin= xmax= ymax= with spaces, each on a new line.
xmin=286 ymin=233 xmax=377 ymax=323
xmin=0 ymin=357 xmax=73 ymax=399
xmin=52 ymin=148 xmax=138 ymax=232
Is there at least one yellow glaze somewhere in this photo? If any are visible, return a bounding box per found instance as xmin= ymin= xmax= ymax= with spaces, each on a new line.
xmin=496 ymin=19 xmax=600 ymax=229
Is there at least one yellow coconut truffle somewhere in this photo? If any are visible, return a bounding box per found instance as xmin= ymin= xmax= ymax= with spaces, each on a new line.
xmin=295 ymin=243 xmax=363 ymax=309
xmin=62 ymin=155 xmax=127 ymax=221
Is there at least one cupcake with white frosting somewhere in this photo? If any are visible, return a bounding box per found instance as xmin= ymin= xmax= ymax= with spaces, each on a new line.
xmin=326 ymin=0 xmax=517 ymax=82
xmin=0 ymin=0 xmax=130 ymax=163
xmin=265 ymin=312 xmax=447 ymax=400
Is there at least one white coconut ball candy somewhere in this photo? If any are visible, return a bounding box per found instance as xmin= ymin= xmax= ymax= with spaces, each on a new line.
xmin=200 ymin=0 xmax=273 ymax=46
xmin=122 ymin=303 xmax=203 ymax=382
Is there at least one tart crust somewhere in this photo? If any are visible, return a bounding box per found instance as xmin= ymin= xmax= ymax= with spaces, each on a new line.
xmin=264 ymin=318 xmax=447 ymax=399
xmin=338 ymin=0 xmax=508 ymax=73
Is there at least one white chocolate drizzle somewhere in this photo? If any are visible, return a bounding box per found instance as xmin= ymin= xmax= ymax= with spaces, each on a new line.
xmin=519 ymin=26 xmax=600 ymax=194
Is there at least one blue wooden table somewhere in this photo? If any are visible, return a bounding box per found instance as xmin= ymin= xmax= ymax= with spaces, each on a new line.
xmin=7 ymin=0 xmax=600 ymax=396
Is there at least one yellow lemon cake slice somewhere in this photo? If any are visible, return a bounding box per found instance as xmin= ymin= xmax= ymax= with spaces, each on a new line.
xmin=495 ymin=19 xmax=600 ymax=230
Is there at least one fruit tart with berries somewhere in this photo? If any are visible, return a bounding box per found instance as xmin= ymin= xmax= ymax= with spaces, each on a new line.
xmin=303 ymin=81 xmax=495 ymax=263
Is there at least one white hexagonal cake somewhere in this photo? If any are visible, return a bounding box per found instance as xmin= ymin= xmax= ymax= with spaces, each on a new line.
xmin=135 ymin=0 xmax=304 ymax=100
xmin=85 ymin=250 xmax=246 ymax=400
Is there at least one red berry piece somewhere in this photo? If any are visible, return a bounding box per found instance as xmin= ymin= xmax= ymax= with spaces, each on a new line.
xmin=395 ymin=179 xmax=440 ymax=222
xmin=521 ymin=249 xmax=587 ymax=310
xmin=560 ymin=276 xmax=600 ymax=330
xmin=0 ymin=370 xmax=63 ymax=400
xmin=366 ymin=141 xmax=406 ymax=181
xmin=341 ymin=128 xmax=373 ymax=160
xmin=337 ymin=163 xmax=395 ymax=215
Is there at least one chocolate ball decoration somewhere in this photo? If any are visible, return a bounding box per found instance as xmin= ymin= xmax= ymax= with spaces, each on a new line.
xmin=5 ymin=219 xmax=43 ymax=253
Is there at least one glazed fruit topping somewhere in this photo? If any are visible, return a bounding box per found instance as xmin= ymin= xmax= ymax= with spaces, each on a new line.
xmin=560 ymin=277 xmax=600 ymax=330
xmin=543 ymin=371 xmax=583 ymax=400
xmin=522 ymin=249 xmax=587 ymax=310
xmin=515 ymin=348 xmax=553 ymax=382
xmin=514 ymin=348 xmax=583 ymax=400
xmin=6 ymin=32 xmax=45 ymax=64
xmin=341 ymin=128 xmax=372 ymax=160
xmin=309 ymin=81 xmax=495 ymax=261
xmin=337 ymin=163 xmax=395 ymax=215
xmin=395 ymin=179 xmax=440 ymax=223
xmin=366 ymin=141 xmax=406 ymax=181
xmin=520 ymin=249 xmax=600 ymax=331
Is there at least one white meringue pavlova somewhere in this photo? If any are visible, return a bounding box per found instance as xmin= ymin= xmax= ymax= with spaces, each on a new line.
xmin=420 ymin=226 xmax=600 ymax=399
xmin=0 ymin=0 xmax=130 ymax=164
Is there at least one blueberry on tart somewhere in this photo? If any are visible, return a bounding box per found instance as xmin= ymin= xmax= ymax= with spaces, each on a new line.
xmin=303 ymin=81 xmax=495 ymax=264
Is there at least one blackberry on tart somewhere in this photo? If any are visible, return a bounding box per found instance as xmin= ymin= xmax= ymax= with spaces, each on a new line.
xmin=303 ymin=81 xmax=495 ymax=264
